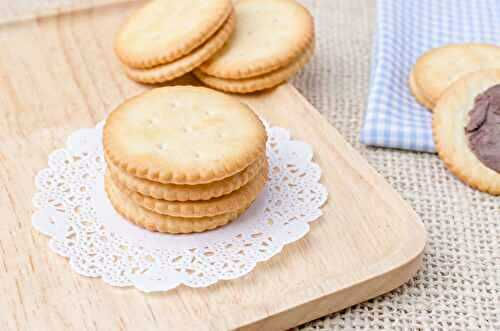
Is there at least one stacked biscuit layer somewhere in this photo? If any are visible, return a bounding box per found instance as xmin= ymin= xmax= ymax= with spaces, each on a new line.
xmin=115 ymin=0 xmax=235 ymax=84
xmin=103 ymin=86 xmax=268 ymax=233
xmin=194 ymin=0 xmax=315 ymax=93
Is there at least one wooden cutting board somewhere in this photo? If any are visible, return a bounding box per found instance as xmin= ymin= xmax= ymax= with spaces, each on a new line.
xmin=0 ymin=2 xmax=426 ymax=330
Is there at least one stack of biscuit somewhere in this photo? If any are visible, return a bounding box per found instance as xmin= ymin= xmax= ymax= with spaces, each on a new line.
xmin=194 ymin=0 xmax=315 ymax=93
xmin=409 ymin=43 xmax=500 ymax=195
xmin=114 ymin=0 xmax=315 ymax=93
xmin=115 ymin=0 xmax=235 ymax=84
xmin=103 ymin=86 xmax=269 ymax=233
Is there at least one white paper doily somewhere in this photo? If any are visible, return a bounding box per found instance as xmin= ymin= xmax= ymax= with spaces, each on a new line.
xmin=32 ymin=120 xmax=328 ymax=292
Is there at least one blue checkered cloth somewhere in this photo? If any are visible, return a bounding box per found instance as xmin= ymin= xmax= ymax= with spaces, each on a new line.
xmin=361 ymin=0 xmax=500 ymax=152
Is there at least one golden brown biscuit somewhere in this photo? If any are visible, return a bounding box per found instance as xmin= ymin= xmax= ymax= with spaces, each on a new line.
xmin=115 ymin=0 xmax=232 ymax=69
xmin=103 ymin=86 xmax=267 ymax=185
xmin=198 ymin=0 xmax=314 ymax=79
xmin=413 ymin=43 xmax=500 ymax=109
xmin=107 ymin=156 xmax=264 ymax=201
xmin=124 ymin=12 xmax=235 ymax=84
xmin=194 ymin=42 xmax=313 ymax=93
xmin=433 ymin=69 xmax=500 ymax=195
xmin=105 ymin=173 xmax=248 ymax=234
xmin=113 ymin=162 xmax=268 ymax=217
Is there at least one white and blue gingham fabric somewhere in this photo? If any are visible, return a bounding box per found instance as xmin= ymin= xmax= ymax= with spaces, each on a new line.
xmin=361 ymin=0 xmax=500 ymax=152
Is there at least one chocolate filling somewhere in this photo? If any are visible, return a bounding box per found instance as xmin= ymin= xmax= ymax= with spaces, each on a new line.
xmin=464 ymin=84 xmax=500 ymax=173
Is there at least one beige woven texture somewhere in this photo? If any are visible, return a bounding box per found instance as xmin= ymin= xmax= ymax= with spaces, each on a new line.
xmin=293 ymin=0 xmax=499 ymax=330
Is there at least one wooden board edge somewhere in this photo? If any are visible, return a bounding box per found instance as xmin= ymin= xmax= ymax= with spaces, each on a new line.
xmin=239 ymin=248 xmax=425 ymax=331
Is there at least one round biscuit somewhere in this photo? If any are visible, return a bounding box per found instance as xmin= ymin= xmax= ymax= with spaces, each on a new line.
xmin=198 ymin=0 xmax=314 ymax=79
xmin=103 ymin=86 xmax=267 ymax=185
xmin=107 ymin=156 xmax=264 ymax=201
xmin=194 ymin=42 xmax=314 ymax=93
xmin=124 ymin=12 xmax=235 ymax=84
xmin=115 ymin=0 xmax=232 ymax=69
xmin=414 ymin=43 xmax=500 ymax=106
xmin=113 ymin=161 xmax=268 ymax=217
xmin=433 ymin=69 xmax=500 ymax=195
xmin=105 ymin=173 xmax=248 ymax=234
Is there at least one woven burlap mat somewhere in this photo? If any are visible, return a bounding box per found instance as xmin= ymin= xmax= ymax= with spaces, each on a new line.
xmin=294 ymin=0 xmax=499 ymax=329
